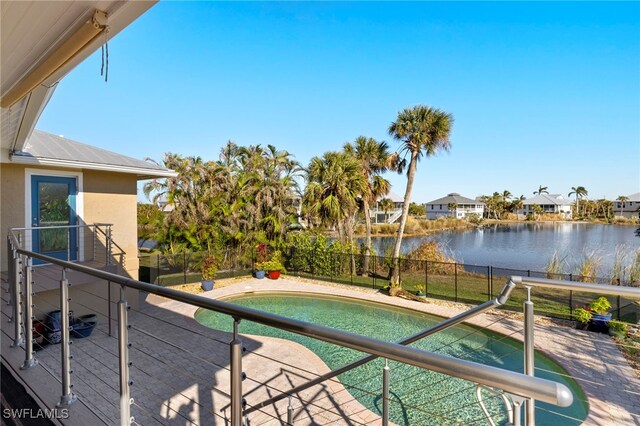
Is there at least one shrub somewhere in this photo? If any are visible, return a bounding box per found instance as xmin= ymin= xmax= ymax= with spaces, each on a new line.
xmin=201 ymin=256 xmax=218 ymax=281
xmin=589 ymin=297 xmax=612 ymax=315
xmin=467 ymin=213 xmax=483 ymax=225
xmin=545 ymin=251 xmax=566 ymax=279
xmin=574 ymin=308 xmax=592 ymax=324
xmin=575 ymin=251 xmax=601 ymax=282
xmin=607 ymin=320 xmax=628 ymax=338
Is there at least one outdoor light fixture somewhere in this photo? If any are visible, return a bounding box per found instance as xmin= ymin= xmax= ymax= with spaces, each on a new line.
xmin=0 ymin=9 xmax=108 ymax=108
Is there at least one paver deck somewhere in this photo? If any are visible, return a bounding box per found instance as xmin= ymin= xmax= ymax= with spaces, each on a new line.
xmin=2 ymin=275 xmax=639 ymax=425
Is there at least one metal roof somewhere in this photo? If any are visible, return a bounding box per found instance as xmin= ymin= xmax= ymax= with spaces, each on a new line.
xmin=522 ymin=194 xmax=570 ymax=206
xmin=11 ymin=129 xmax=175 ymax=178
xmin=376 ymin=190 xmax=404 ymax=203
xmin=426 ymin=193 xmax=482 ymax=205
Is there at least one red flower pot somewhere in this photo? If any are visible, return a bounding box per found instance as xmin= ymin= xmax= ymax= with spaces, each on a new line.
xmin=268 ymin=270 xmax=281 ymax=280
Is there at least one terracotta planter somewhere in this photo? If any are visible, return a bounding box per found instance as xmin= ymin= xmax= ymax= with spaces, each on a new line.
xmin=268 ymin=270 xmax=281 ymax=280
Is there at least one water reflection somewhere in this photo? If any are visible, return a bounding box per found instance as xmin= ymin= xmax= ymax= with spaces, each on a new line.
xmin=362 ymin=223 xmax=639 ymax=271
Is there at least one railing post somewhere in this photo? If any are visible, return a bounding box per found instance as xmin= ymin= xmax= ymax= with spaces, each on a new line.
xmin=382 ymin=359 xmax=390 ymax=426
xmin=66 ymin=227 xmax=71 ymax=261
xmin=230 ymin=318 xmax=243 ymax=426
xmin=57 ymin=268 xmax=77 ymax=407
xmin=106 ymin=225 xmax=112 ymax=265
xmin=11 ymin=254 xmax=24 ymax=348
xmin=287 ymin=397 xmax=294 ymax=425
xmin=108 ymin=281 xmax=113 ymax=337
xmin=523 ymin=286 xmax=535 ymax=426
xmin=20 ymin=257 xmax=37 ymax=370
xmin=6 ymin=238 xmax=13 ymax=307
xmin=92 ymin=225 xmax=97 ymax=261
xmin=118 ymin=285 xmax=132 ymax=425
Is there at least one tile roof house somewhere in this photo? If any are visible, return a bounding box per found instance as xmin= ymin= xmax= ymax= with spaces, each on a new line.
xmin=425 ymin=193 xmax=485 ymax=219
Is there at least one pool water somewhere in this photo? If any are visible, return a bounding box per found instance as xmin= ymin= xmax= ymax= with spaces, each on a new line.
xmin=195 ymin=292 xmax=588 ymax=425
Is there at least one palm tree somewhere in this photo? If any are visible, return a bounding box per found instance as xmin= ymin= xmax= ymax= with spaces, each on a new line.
xmin=344 ymin=136 xmax=391 ymax=275
xmin=447 ymin=202 xmax=458 ymax=218
xmin=616 ymin=196 xmax=629 ymax=217
xmin=511 ymin=195 xmax=525 ymax=220
xmin=533 ymin=185 xmax=549 ymax=195
xmin=304 ymin=151 xmax=367 ymax=244
xmin=502 ymin=190 xmax=512 ymax=202
xmin=387 ymin=105 xmax=453 ymax=288
xmin=568 ymin=186 xmax=588 ymax=218
xmin=379 ymin=198 xmax=395 ymax=222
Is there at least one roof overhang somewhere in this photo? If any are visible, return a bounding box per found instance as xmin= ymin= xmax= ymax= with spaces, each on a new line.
xmin=10 ymin=152 xmax=178 ymax=180
xmin=1 ymin=1 xmax=157 ymax=152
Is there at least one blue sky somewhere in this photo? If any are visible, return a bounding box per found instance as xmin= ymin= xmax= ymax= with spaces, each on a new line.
xmin=38 ymin=1 xmax=640 ymax=203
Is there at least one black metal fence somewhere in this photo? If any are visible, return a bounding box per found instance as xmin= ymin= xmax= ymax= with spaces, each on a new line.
xmin=284 ymin=248 xmax=640 ymax=323
xmin=139 ymin=248 xmax=639 ymax=323
xmin=139 ymin=249 xmax=253 ymax=286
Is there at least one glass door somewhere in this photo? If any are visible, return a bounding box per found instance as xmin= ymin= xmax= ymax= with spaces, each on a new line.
xmin=31 ymin=176 xmax=78 ymax=263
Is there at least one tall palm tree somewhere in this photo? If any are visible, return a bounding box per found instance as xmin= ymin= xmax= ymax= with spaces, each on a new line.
xmin=387 ymin=105 xmax=453 ymax=288
xmin=616 ymin=195 xmax=629 ymax=217
xmin=568 ymin=186 xmax=588 ymax=218
xmin=533 ymin=185 xmax=549 ymax=195
xmin=502 ymin=190 xmax=512 ymax=202
xmin=304 ymin=151 xmax=367 ymax=243
xmin=344 ymin=137 xmax=391 ymax=275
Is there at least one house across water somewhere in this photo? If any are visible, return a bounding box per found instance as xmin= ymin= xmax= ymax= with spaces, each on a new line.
xmin=425 ymin=193 xmax=485 ymax=219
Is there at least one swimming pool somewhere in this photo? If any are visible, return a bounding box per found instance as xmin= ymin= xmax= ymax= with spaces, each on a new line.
xmin=195 ymin=292 xmax=588 ymax=425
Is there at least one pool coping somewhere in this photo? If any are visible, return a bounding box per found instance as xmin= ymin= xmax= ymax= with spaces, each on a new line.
xmin=155 ymin=276 xmax=640 ymax=425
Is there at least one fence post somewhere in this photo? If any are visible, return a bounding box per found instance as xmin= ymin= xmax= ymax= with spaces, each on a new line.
xmin=454 ymin=263 xmax=458 ymax=302
xmin=486 ymin=266 xmax=490 ymax=301
xmin=489 ymin=265 xmax=493 ymax=299
xmin=183 ymin=252 xmax=187 ymax=284
xmin=118 ymin=286 xmax=131 ymax=425
xmin=20 ymin=257 xmax=37 ymax=370
xmin=156 ymin=254 xmax=161 ymax=285
xmin=617 ymin=278 xmax=621 ymax=320
xmin=57 ymin=268 xmax=77 ymax=407
xmin=569 ymin=290 xmax=573 ymax=321
xmin=425 ymin=260 xmax=429 ymax=295
xmin=373 ymin=255 xmax=376 ymax=289
xmin=230 ymin=319 xmax=243 ymax=426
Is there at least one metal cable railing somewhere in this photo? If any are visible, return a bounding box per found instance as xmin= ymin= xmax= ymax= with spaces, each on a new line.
xmin=16 ymin=237 xmax=640 ymax=425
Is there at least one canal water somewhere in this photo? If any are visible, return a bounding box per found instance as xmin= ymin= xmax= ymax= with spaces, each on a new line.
xmin=365 ymin=223 xmax=639 ymax=272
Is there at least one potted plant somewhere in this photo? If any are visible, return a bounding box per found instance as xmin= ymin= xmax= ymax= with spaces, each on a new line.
xmin=263 ymin=258 xmax=284 ymax=279
xmin=254 ymin=244 xmax=268 ymax=279
xmin=573 ymin=307 xmax=592 ymax=330
xmin=588 ymin=296 xmax=612 ymax=333
xmin=607 ymin=320 xmax=628 ymax=338
xmin=200 ymin=255 xmax=218 ymax=291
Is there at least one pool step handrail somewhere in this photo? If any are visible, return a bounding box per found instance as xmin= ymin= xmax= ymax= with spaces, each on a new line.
xmin=245 ymin=279 xmax=518 ymax=415
xmin=475 ymin=384 xmax=514 ymax=426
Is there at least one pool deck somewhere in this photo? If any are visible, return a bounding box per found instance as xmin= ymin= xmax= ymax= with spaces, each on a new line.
xmin=2 ymin=275 xmax=639 ymax=425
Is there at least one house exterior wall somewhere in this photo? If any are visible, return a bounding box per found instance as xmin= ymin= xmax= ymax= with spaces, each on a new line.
xmin=426 ymin=203 xmax=484 ymax=219
xmin=0 ymin=164 xmax=139 ymax=277
xmin=614 ymin=201 xmax=640 ymax=218
xmin=518 ymin=204 xmax=573 ymax=218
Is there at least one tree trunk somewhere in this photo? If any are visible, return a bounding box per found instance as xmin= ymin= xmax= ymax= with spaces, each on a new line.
xmin=389 ymin=152 xmax=418 ymax=287
xmin=337 ymin=220 xmax=345 ymax=243
xmin=362 ymin=199 xmax=372 ymax=276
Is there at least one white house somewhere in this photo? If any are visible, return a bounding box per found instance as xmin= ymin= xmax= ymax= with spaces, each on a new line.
xmin=518 ymin=194 xmax=573 ymax=219
xmin=614 ymin=192 xmax=640 ymax=219
xmin=425 ymin=193 xmax=485 ymax=219
xmin=371 ymin=190 xmax=404 ymax=224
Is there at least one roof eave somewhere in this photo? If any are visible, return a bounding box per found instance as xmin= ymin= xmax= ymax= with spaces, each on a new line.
xmin=9 ymin=154 xmax=177 ymax=179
